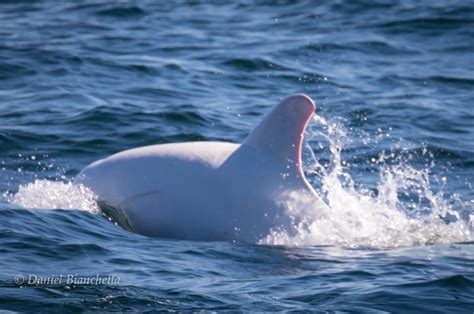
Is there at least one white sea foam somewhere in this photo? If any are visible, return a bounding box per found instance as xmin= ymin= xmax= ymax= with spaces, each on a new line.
xmin=4 ymin=180 xmax=99 ymax=214
xmin=260 ymin=114 xmax=473 ymax=248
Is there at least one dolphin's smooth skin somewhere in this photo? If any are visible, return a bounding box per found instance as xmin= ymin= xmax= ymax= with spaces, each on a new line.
xmin=75 ymin=94 xmax=318 ymax=242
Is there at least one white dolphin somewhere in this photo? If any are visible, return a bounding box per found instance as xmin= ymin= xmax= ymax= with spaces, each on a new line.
xmin=75 ymin=94 xmax=318 ymax=242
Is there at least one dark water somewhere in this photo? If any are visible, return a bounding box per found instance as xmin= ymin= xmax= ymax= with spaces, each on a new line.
xmin=1 ymin=0 xmax=473 ymax=312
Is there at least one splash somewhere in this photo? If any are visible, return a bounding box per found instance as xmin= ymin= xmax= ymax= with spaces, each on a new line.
xmin=4 ymin=180 xmax=99 ymax=214
xmin=261 ymin=114 xmax=473 ymax=248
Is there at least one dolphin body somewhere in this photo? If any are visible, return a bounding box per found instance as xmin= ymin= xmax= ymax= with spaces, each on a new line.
xmin=75 ymin=94 xmax=318 ymax=242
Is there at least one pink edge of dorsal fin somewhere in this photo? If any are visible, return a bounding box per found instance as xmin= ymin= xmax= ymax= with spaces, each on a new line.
xmin=243 ymin=94 xmax=316 ymax=175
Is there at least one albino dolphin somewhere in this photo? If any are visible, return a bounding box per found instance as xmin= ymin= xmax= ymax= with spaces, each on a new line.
xmin=75 ymin=94 xmax=317 ymax=242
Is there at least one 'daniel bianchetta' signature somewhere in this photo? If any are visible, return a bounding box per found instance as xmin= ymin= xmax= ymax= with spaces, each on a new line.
xmin=13 ymin=273 xmax=120 ymax=286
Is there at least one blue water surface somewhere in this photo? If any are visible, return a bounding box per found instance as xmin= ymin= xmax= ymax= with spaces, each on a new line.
xmin=0 ymin=0 xmax=473 ymax=312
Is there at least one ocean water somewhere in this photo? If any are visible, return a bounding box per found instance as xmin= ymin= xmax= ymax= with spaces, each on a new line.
xmin=1 ymin=0 xmax=473 ymax=311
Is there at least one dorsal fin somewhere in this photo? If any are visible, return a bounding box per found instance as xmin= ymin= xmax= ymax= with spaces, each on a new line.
xmin=243 ymin=94 xmax=316 ymax=171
